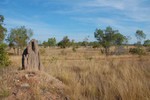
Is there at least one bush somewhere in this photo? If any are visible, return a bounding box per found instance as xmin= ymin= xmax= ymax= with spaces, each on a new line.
xmin=0 ymin=43 xmax=10 ymax=67
xmin=72 ymin=46 xmax=78 ymax=52
xmin=129 ymin=48 xmax=145 ymax=55
xmin=92 ymin=44 xmax=100 ymax=49
xmin=145 ymin=47 xmax=150 ymax=52
xmin=58 ymin=36 xmax=71 ymax=48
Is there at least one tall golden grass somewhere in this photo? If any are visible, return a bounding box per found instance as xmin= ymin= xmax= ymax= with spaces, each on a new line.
xmin=4 ymin=47 xmax=150 ymax=100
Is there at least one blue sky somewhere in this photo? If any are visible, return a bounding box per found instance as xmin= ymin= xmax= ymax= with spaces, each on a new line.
xmin=0 ymin=0 xmax=150 ymax=43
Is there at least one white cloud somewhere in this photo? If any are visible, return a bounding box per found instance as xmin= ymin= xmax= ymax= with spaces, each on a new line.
xmin=1 ymin=0 xmax=150 ymax=43
xmin=52 ymin=0 xmax=150 ymax=22
xmin=81 ymin=0 xmax=150 ymax=22
xmin=81 ymin=0 xmax=125 ymax=10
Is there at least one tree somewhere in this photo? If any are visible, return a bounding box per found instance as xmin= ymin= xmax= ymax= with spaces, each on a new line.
xmin=42 ymin=41 xmax=48 ymax=48
xmin=7 ymin=26 xmax=33 ymax=55
xmin=114 ymin=33 xmax=126 ymax=46
xmin=114 ymin=33 xmax=127 ymax=55
xmin=143 ymin=39 xmax=150 ymax=46
xmin=0 ymin=15 xmax=7 ymax=43
xmin=0 ymin=15 xmax=10 ymax=67
xmin=0 ymin=43 xmax=10 ymax=67
xmin=70 ymin=39 xmax=75 ymax=47
xmin=89 ymin=41 xmax=100 ymax=48
xmin=94 ymin=26 xmax=126 ymax=55
xmin=82 ymin=36 xmax=89 ymax=47
xmin=58 ymin=36 xmax=70 ymax=48
xmin=135 ymin=30 xmax=146 ymax=46
xmin=47 ymin=37 xmax=56 ymax=47
xmin=124 ymin=36 xmax=131 ymax=51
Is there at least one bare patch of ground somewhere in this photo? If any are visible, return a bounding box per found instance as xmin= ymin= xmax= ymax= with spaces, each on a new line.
xmin=0 ymin=68 xmax=69 ymax=100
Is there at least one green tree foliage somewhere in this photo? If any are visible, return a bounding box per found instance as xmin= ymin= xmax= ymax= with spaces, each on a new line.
xmin=7 ymin=26 xmax=33 ymax=50
xmin=0 ymin=43 xmax=10 ymax=67
xmin=82 ymin=37 xmax=89 ymax=47
xmin=7 ymin=26 xmax=33 ymax=48
xmin=89 ymin=41 xmax=100 ymax=48
xmin=58 ymin=36 xmax=71 ymax=48
xmin=0 ymin=15 xmax=7 ymax=43
xmin=94 ymin=26 xmax=126 ymax=55
xmin=48 ymin=37 xmax=56 ymax=46
xmin=43 ymin=41 xmax=48 ymax=48
xmin=0 ymin=15 xmax=10 ymax=67
xmin=135 ymin=30 xmax=146 ymax=45
xmin=129 ymin=48 xmax=145 ymax=55
xmin=70 ymin=40 xmax=75 ymax=47
xmin=143 ymin=39 xmax=150 ymax=46
xmin=114 ymin=33 xmax=126 ymax=45
xmin=42 ymin=37 xmax=56 ymax=47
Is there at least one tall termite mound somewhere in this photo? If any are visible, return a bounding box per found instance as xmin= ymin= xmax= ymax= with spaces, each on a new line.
xmin=22 ymin=39 xmax=42 ymax=70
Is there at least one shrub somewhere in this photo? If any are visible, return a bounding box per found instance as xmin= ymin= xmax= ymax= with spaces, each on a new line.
xmin=58 ymin=36 xmax=71 ymax=48
xmin=0 ymin=88 xmax=10 ymax=98
xmin=145 ymin=47 xmax=150 ymax=52
xmin=92 ymin=42 xmax=100 ymax=49
xmin=72 ymin=46 xmax=78 ymax=52
xmin=129 ymin=48 xmax=145 ymax=55
xmin=0 ymin=43 xmax=10 ymax=67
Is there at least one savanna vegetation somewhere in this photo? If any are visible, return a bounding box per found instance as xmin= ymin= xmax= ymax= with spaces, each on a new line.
xmin=0 ymin=15 xmax=150 ymax=100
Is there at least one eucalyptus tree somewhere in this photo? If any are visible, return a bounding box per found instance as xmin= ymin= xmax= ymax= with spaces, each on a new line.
xmin=58 ymin=36 xmax=71 ymax=48
xmin=0 ymin=15 xmax=10 ymax=66
xmin=135 ymin=30 xmax=146 ymax=46
xmin=0 ymin=15 xmax=7 ymax=43
xmin=94 ymin=26 xmax=126 ymax=55
xmin=7 ymin=26 xmax=33 ymax=55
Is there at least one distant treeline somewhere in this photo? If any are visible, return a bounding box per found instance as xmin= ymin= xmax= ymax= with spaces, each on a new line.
xmin=1 ymin=14 xmax=150 ymax=56
xmin=40 ymin=37 xmax=142 ymax=48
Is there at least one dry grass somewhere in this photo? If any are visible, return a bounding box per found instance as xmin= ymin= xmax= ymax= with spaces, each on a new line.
xmin=1 ymin=47 xmax=150 ymax=100
xmin=0 ymin=68 xmax=68 ymax=100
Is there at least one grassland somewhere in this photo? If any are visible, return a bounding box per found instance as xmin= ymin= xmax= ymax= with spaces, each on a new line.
xmin=1 ymin=47 xmax=150 ymax=100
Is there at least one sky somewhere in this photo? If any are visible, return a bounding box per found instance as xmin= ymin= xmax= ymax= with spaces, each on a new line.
xmin=0 ymin=0 xmax=150 ymax=43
